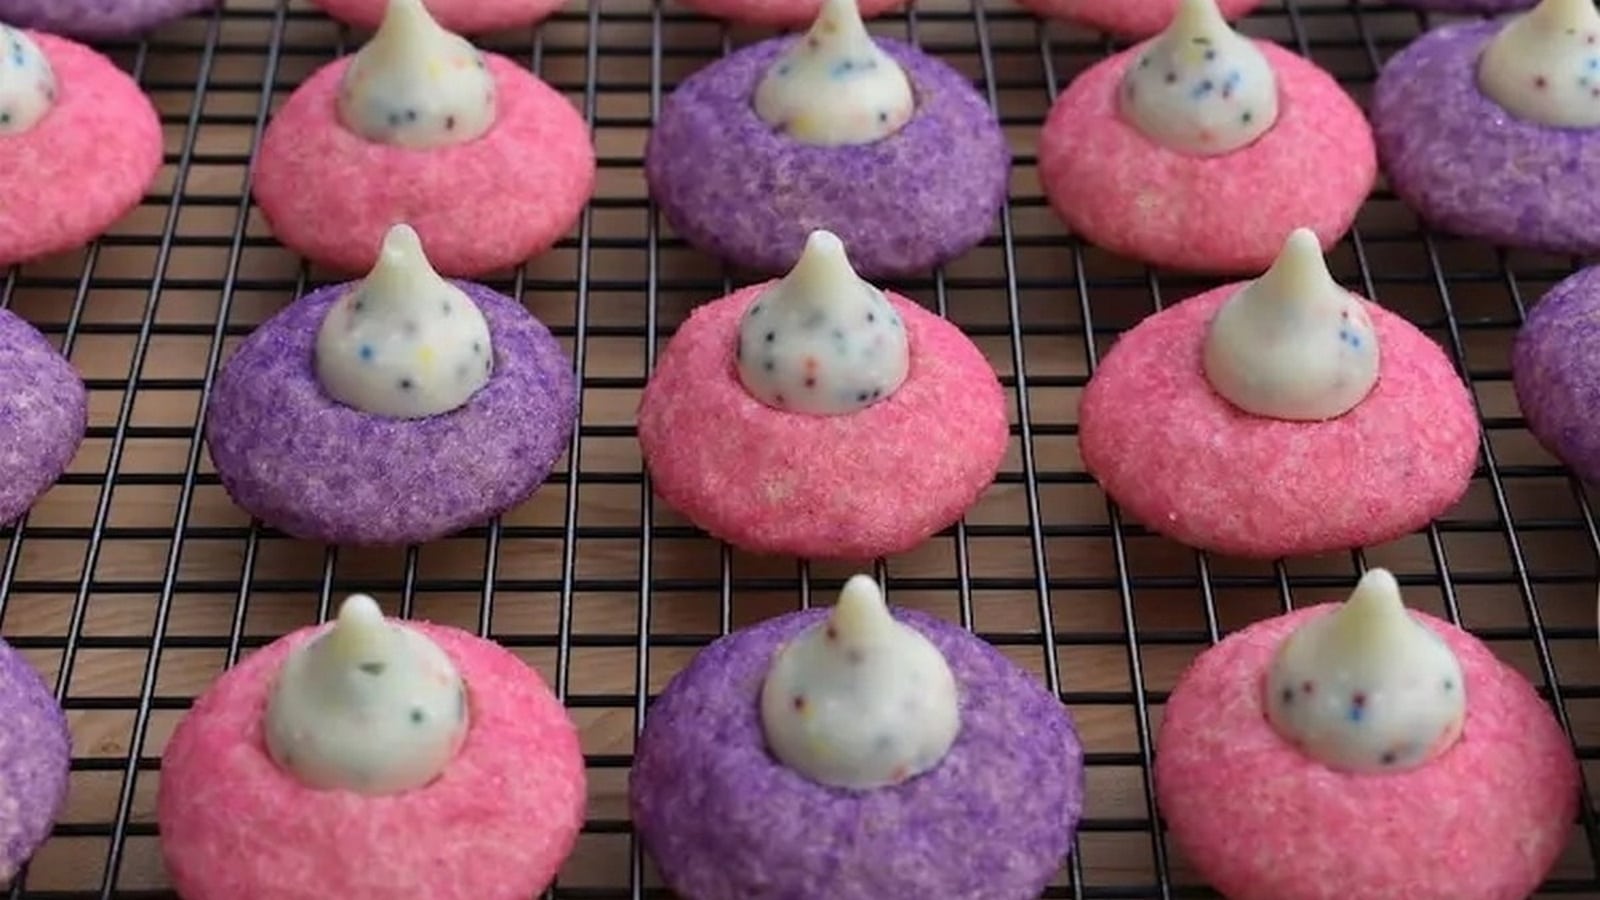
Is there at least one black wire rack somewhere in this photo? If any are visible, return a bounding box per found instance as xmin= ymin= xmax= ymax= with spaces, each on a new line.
xmin=0 ymin=0 xmax=1596 ymax=897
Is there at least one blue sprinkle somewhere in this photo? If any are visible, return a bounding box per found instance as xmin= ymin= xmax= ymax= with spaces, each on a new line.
xmin=777 ymin=64 xmax=792 ymax=76
xmin=830 ymin=60 xmax=855 ymax=78
xmin=359 ymin=345 xmax=375 ymax=362
xmin=1588 ymin=57 xmax=1599 ymax=71
xmin=1191 ymin=79 xmax=1215 ymax=100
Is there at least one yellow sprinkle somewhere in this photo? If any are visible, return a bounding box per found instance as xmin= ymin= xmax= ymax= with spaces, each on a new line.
xmin=426 ymin=59 xmax=445 ymax=81
xmin=787 ymin=112 xmax=819 ymax=141
xmin=416 ymin=345 xmax=436 ymax=370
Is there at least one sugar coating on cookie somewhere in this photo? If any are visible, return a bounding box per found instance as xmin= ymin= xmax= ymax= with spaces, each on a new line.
xmin=736 ymin=230 xmax=909 ymax=415
xmin=1264 ymin=569 xmax=1466 ymax=775
xmin=316 ymin=224 xmax=494 ymax=419
xmin=264 ymin=594 xmax=469 ymax=795
xmin=336 ymin=0 xmax=495 ymax=149
xmin=1202 ymin=228 xmax=1379 ymax=421
xmin=0 ymin=24 xmax=52 ymax=136
xmin=752 ymin=0 xmax=913 ymax=146
xmin=1118 ymin=0 xmax=1277 ymax=156
xmin=1478 ymin=0 xmax=1600 ymax=128
xmin=760 ymin=575 xmax=960 ymax=790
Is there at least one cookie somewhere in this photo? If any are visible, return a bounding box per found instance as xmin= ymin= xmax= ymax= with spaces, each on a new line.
xmin=159 ymin=594 xmax=587 ymax=900
xmin=0 ymin=308 xmax=87 ymax=526
xmin=646 ymin=0 xmax=1009 ymax=277
xmin=0 ymin=636 xmax=70 ymax=885
xmin=205 ymin=225 xmax=578 ymax=546
xmin=0 ymin=27 xmax=163 ymax=268
xmin=252 ymin=0 xmax=594 ymax=276
xmin=678 ymin=0 xmax=902 ymax=27
xmin=637 ymin=231 xmax=1008 ymax=560
xmin=1512 ymin=264 xmax=1600 ymax=484
xmin=1157 ymin=570 xmax=1578 ymax=900
xmin=1039 ymin=0 xmax=1375 ymax=273
xmin=0 ymin=0 xmax=215 ymax=40
xmin=1079 ymin=230 xmax=1479 ymax=558
xmin=308 ymin=0 xmax=564 ymax=33
xmin=631 ymin=576 xmax=1083 ymax=900
xmin=1014 ymin=0 xmax=1261 ymax=38
xmin=1372 ymin=1 xmax=1600 ymax=255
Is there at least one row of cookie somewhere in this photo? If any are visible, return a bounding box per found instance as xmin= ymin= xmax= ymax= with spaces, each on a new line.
xmin=654 ymin=0 xmax=1600 ymax=280
xmin=0 ymin=0 xmax=1544 ymax=44
xmin=3 ymin=0 xmax=1587 ymax=286
xmin=0 ymin=206 xmax=1589 ymax=565
xmin=0 ymin=0 xmax=595 ymax=277
xmin=3 ymin=569 xmax=1579 ymax=900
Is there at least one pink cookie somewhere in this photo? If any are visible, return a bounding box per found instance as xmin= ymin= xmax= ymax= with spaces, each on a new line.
xmin=637 ymin=285 xmax=1008 ymax=561
xmin=1156 ymin=603 xmax=1579 ymax=900
xmin=676 ymin=0 xmax=902 ymax=27
xmin=158 ymin=620 xmax=586 ymax=900
xmin=307 ymin=0 xmax=565 ymax=33
xmin=1015 ymin=0 xmax=1262 ymax=37
xmin=1039 ymin=42 xmax=1375 ymax=274
xmin=1080 ymin=286 xmax=1479 ymax=558
xmin=252 ymin=55 xmax=594 ymax=278
xmin=0 ymin=33 xmax=162 ymax=268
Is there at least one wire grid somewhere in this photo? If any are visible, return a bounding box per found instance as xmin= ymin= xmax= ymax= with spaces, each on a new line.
xmin=0 ymin=0 xmax=1596 ymax=897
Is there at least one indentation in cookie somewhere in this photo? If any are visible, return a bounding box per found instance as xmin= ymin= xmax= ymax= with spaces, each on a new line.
xmin=315 ymin=223 xmax=494 ymax=419
xmin=1201 ymin=227 xmax=1379 ymax=421
xmin=1116 ymin=0 xmax=1277 ymax=155
xmin=1263 ymin=569 xmax=1467 ymax=774
xmin=734 ymin=229 xmax=909 ymax=416
xmin=759 ymin=574 xmax=960 ymax=789
xmin=263 ymin=593 xmax=471 ymax=794
xmin=751 ymin=0 xmax=915 ymax=146
xmin=0 ymin=24 xmax=56 ymax=136
xmin=336 ymin=0 xmax=496 ymax=148
xmin=1478 ymin=0 xmax=1600 ymax=128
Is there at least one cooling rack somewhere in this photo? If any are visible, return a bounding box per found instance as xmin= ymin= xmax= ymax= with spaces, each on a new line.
xmin=0 ymin=0 xmax=1596 ymax=897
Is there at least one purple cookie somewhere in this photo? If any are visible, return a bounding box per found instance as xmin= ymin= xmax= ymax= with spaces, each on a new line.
xmin=0 ymin=0 xmax=216 ymax=40
xmin=630 ymin=607 xmax=1083 ymax=900
xmin=1372 ymin=20 xmax=1600 ymax=255
xmin=0 ymin=636 xmax=70 ymax=884
xmin=646 ymin=38 xmax=1011 ymax=278
xmin=0 ymin=309 xmax=86 ymax=526
xmin=1386 ymin=0 xmax=1531 ymax=11
xmin=1512 ymin=265 xmax=1600 ymax=483
xmin=204 ymin=282 xmax=577 ymax=546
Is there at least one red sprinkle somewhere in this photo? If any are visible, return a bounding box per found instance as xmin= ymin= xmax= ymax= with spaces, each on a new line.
xmin=792 ymin=695 xmax=806 ymax=712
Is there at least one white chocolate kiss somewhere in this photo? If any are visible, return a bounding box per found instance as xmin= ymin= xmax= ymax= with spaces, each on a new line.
xmin=264 ymin=594 xmax=470 ymax=794
xmin=736 ymin=230 xmax=909 ymax=416
xmin=1117 ymin=0 xmax=1278 ymax=156
xmin=315 ymin=224 xmax=494 ymax=419
xmin=336 ymin=0 xmax=496 ymax=149
xmin=761 ymin=575 xmax=960 ymax=790
xmin=1264 ymin=569 xmax=1466 ymax=774
xmin=1202 ymin=228 xmax=1379 ymax=421
xmin=0 ymin=25 xmax=56 ymax=136
xmin=752 ymin=0 xmax=916 ymax=146
xmin=1479 ymin=0 xmax=1600 ymax=129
